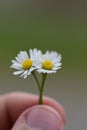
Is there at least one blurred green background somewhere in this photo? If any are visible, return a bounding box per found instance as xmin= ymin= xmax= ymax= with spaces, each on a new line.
xmin=0 ymin=1 xmax=87 ymax=130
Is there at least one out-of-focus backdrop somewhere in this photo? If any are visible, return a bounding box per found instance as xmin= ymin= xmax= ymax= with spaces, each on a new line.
xmin=0 ymin=1 xmax=87 ymax=130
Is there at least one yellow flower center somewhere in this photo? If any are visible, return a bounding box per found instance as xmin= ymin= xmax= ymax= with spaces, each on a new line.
xmin=22 ymin=59 xmax=32 ymax=70
xmin=42 ymin=60 xmax=53 ymax=70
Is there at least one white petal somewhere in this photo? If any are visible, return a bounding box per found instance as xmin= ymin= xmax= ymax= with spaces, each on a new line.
xmin=37 ymin=68 xmax=56 ymax=74
xmin=20 ymin=51 xmax=29 ymax=60
xmin=20 ymin=70 xmax=28 ymax=78
xmin=29 ymin=48 xmax=42 ymax=60
xmin=17 ymin=51 xmax=28 ymax=63
xmin=54 ymin=63 xmax=62 ymax=68
xmin=30 ymin=67 xmax=35 ymax=72
xmin=11 ymin=63 xmax=22 ymax=70
xmin=15 ymin=56 xmax=22 ymax=64
xmin=13 ymin=70 xmax=24 ymax=75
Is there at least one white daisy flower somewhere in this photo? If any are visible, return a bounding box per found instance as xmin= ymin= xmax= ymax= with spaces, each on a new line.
xmin=11 ymin=49 xmax=42 ymax=78
xmin=36 ymin=51 xmax=62 ymax=74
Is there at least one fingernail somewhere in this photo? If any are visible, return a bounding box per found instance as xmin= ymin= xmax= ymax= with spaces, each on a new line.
xmin=26 ymin=105 xmax=63 ymax=130
xmin=12 ymin=105 xmax=64 ymax=130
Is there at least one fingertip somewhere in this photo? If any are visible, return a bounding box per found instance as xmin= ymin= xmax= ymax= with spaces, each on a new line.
xmin=12 ymin=105 xmax=65 ymax=130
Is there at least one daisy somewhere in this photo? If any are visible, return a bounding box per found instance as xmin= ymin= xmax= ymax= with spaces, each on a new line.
xmin=37 ymin=51 xmax=62 ymax=74
xmin=11 ymin=49 xmax=42 ymax=78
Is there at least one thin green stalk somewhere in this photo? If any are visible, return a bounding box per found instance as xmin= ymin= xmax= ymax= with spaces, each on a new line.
xmin=32 ymin=71 xmax=47 ymax=105
xmin=39 ymin=73 xmax=47 ymax=104
xmin=32 ymin=71 xmax=40 ymax=91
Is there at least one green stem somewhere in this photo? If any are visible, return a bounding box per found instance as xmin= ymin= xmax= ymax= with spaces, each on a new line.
xmin=32 ymin=71 xmax=47 ymax=105
xmin=32 ymin=71 xmax=40 ymax=92
xmin=39 ymin=73 xmax=47 ymax=104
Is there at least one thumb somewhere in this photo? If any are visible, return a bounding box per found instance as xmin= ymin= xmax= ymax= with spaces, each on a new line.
xmin=11 ymin=105 xmax=65 ymax=130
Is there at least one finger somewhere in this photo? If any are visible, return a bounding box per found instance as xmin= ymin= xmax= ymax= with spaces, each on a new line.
xmin=0 ymin=92 xmax=38 ymax=130
xmin=0 ymin=92 xmax=66 ymax=130
xmin=12 ymin=105 xmax=65 ymax=130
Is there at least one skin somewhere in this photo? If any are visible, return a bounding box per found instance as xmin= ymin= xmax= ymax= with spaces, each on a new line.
xmin=0 ymin=92 xmax=66 ymax=130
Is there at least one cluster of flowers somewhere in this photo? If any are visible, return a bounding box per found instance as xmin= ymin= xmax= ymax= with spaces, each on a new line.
xmin=11 ymin=48 xmax=62 ymax=79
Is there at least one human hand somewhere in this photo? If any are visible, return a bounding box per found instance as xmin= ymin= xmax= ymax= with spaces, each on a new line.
xmin=0 ymin=92 xmax=66 ymax=130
